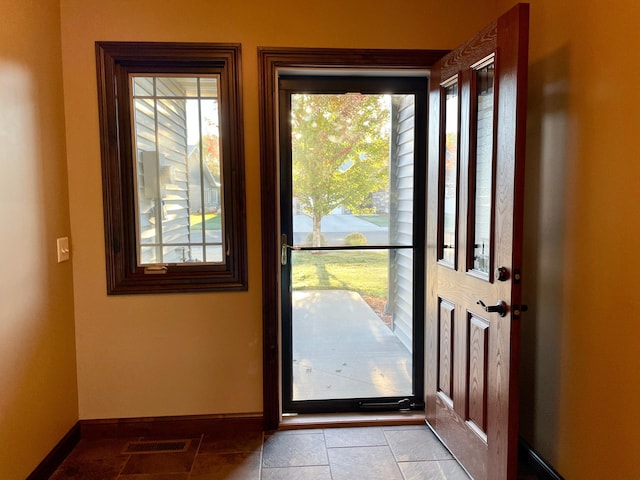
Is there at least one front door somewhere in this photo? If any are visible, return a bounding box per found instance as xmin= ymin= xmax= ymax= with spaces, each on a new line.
xmin=279 ymin=75 xmax=427 ymax=413
xmin=425 ymin=4 xmax=529 ymax=480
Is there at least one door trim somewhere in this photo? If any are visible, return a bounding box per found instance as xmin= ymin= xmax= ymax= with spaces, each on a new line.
xmin=258 ymin=48 xmax=449 ymax=430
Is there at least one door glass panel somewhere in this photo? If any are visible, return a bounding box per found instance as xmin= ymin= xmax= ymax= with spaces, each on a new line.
xmin=439 ymin=82 xmax=458 ymax=265
xmin=291 ymin=248 xmax=413 ymax=400
xmin=471 ymin=63 xmax=495 ymax=275
xmin=285 ymin=88 xmax=420 ymax=407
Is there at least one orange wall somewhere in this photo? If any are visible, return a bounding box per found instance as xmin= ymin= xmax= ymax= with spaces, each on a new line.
xmin=502 ymin=0 xmax=640 ymax=477
xmin=59 ymin=0 xmax=497 ymax=420
xmin=0 ymin=0 xmax=78 ymax=478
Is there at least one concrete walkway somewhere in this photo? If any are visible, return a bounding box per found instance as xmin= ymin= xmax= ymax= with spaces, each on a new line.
xmin=292 ymin=290 xmax=412 ymax=401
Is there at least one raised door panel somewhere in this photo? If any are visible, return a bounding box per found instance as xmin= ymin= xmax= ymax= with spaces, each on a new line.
xmin=438 ymin=299 xmax=455 ymax=403
xmin=467 ymin=313 xmax=489 ymax=438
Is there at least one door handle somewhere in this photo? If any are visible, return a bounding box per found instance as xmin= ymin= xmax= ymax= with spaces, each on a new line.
xmin=281 ymin=234 xmax=299 ymax=266
xmin=477 ymin=300 xmax=507 ymax=317
xmin=281 ymin=234 xmax=289 ymax=265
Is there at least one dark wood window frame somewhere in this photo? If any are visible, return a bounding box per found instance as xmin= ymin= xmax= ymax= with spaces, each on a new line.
xmin=258 ymin=47 xmax=449 ymax=430
xmin=96 ymin=42 xmax=247 ymax=294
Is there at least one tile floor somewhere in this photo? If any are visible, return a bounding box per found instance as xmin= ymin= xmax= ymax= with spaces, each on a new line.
xmin=50 ymin=422 xmax=545 ymax=479
xmin=50 ymin=424 xmax=472 ymax=479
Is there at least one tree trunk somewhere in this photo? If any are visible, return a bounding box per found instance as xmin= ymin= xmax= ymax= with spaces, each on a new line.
xmin=312 ymin=215 xmax=322 ymax=247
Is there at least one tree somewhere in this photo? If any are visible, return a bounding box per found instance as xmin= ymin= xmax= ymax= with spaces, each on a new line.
xmin=202 ymin=132 xmax=220 ymax=180
xmin=291 ymin=94 xmax=390 ymax=246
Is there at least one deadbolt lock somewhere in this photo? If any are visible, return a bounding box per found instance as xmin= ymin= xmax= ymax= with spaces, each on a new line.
xmin=496 ymin=266 xmax=509 ymax=282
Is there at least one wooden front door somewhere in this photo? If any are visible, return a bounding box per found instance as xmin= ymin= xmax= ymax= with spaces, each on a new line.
xmin=425 ymin=4 xmax=529 ymax=479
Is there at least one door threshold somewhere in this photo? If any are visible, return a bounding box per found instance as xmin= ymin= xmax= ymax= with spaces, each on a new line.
xmin=278 ymin=411 xmax=425 ymax=430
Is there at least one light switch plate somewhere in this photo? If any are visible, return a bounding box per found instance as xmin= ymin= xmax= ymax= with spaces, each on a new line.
xmin=57 ymin=237 xmax=70 ymax=263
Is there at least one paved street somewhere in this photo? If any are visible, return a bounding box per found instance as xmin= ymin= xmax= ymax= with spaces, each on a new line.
xmin=292 ymin=214 xmax=390 ymax=245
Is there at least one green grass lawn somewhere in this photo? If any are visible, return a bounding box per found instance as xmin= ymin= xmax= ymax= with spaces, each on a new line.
xmin=190 ymin=213 xmax=221 ymax=230
xmin=355 ymin=214 xmax=389 ymax=227
xmin=291 ymin=250 xmax=388 ymax=298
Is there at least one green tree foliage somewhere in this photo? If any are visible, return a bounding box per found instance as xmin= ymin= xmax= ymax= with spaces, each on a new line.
xmin=291 ymin=94 xmax=390 ymax=246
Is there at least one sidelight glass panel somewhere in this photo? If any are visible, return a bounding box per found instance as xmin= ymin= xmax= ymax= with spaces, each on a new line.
xmin=439 ymin=82 xmax=458 ymax=265
xmin=471 ymin=63 xmax=495 ymax=275
xmin=290 ymin=249 xmax=412 ymax=401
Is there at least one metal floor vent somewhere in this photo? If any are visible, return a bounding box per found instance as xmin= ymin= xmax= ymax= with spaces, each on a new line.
xmin=123 ymin=439 xmax=191 ymax=454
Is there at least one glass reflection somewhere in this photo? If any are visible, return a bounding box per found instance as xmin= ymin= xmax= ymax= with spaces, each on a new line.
xmin=471 ymin=64 xmax=495 ymax=275
xmin=440 ymin=82 xmax=458 ymax=265
xmin=131 ymin=75 xmax=223 ymax=265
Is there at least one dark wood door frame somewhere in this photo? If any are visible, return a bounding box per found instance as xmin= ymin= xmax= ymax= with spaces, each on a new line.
xmin=258 ymin=47 xmax=448 ymax=430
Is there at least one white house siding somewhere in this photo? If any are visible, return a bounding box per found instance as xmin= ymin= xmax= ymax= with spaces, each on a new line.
xmin=133 ymin=77 xmax=191 ymax=264
xmin=388 ymin=95 xmax=415 ymax=352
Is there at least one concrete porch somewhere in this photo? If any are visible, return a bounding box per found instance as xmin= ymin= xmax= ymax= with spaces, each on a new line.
xmin=292 ymin=290 xmax=413 ymax=401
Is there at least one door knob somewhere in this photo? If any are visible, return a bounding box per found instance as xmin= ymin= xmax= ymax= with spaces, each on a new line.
xmin=477 ymin=300 xmax=507 ymax=317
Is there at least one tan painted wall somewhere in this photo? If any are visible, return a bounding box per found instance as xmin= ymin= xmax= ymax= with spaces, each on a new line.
xmin=0 ymin=0 xmax=78 ymax=478
xmin=497 ymin=0 xmax=640 ymax=477
xmin=59 ymin=0 xmax=497 ymax=421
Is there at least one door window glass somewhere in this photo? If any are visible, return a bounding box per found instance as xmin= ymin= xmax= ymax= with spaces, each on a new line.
xmin=439 ymin=80 xmax=459 ymax=266
xmin=469 ymin=62 xmax=495 ymax=276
